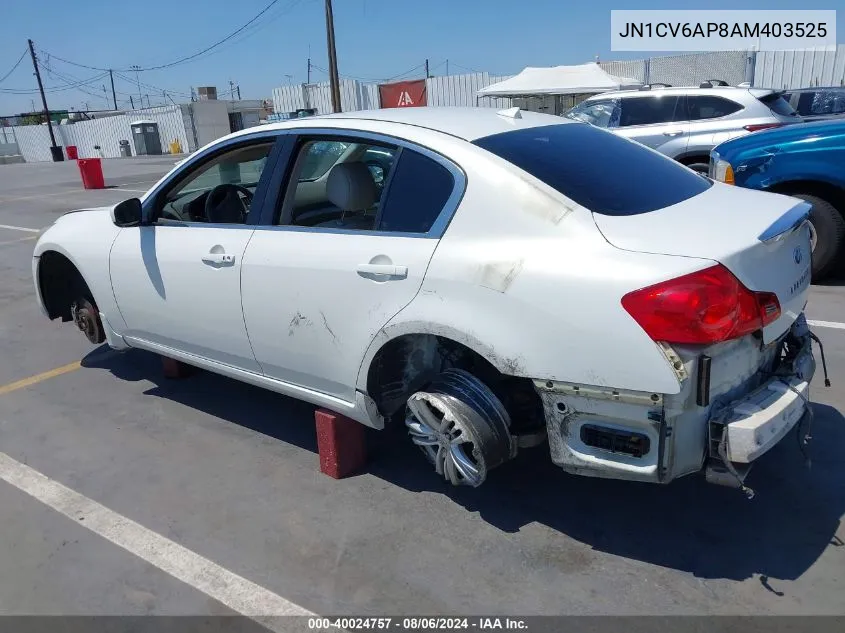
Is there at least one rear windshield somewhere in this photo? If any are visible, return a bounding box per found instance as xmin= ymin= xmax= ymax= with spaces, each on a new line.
xmin=473 ymin=123 xmax=711 ymax=216
xmin=758 ymin=92 xmax=798 ymax=117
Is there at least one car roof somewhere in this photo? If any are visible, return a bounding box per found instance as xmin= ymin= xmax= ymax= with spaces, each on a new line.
xmin=585 ymin=86 xmax=774 ymax=100
xmin=252 ymin=107 xmax=573 ymax=142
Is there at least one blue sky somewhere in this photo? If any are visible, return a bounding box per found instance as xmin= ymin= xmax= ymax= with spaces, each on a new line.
xmin=1 ymin=0 xmax=842 ymax=114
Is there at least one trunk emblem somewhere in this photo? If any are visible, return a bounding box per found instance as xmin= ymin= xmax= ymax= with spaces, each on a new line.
xmin=794 ymin=246 xmax=803 ymax=265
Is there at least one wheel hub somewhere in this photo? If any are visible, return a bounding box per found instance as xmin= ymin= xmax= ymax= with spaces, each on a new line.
xmin=405 ymin=393 xmax=484 ymax=487
xmin=71 ymin=302 xmax=101 ymax=344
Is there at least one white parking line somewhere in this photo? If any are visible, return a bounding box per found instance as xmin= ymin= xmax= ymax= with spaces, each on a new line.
xmin=0 ymin=451 xmax=313 ymax=624
xmin=0 ymin=235 xmax=37 ymax=246
xmin=808 ymin=319 xmax=845 ymax=331
xmin=0 ymin=223 xmax=40 ymax=233
xmin=109 ymin=188 xmax=148 ymax=193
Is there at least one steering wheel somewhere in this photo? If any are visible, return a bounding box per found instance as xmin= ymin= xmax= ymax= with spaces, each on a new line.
xmin=204 ymin=184 xmax=254 ymax=223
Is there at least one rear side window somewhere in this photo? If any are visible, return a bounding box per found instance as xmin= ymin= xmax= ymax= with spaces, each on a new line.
xmin=377 ymin=150 xmax=455 ymax=233
xmin=686 ymin=96 xmax=742 ymax=120
xmin=796 ymin=90 xmax=845 ymax=115
xmin=619 ymin=95 xmax=683 ymax=127
xmin=473 ymin=123 xmax=711 ymax=216
xmin=758 ymin=93 xmax=798 ymax=117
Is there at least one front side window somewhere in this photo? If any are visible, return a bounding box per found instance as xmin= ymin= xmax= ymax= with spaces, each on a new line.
xmin=298 ymin=141 xmax=350 ymax=181
xmin=686 ymin=96 xmax=743 ymax=120
xmin=619 ymin=95 xmax=683 ymax=127
xmin=565 ymin=99 xmax=621 ymax=128
xmin=158 ymin=142 xmax=274 ymax=224
xmin=279 ymin=138 xmax=397 ymax=231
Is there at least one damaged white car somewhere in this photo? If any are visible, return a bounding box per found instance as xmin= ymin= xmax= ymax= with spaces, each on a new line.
xmin=32 ymin=107 xmax=825 ymax=495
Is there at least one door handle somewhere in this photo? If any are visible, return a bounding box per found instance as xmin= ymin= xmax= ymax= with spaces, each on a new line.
xmin=356 ymin=263 xmax=407 ymax=278
xmin=202 ymin=253 xmax=235 ymax=265
xmin=663 ymin=130 xmax=683 ymax=137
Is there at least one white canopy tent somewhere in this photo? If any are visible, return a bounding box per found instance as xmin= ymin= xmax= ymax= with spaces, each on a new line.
xmin=477 ymin=63 xmax=641 ymax=97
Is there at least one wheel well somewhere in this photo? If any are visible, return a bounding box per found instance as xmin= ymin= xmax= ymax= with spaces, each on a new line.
xmin=365 ymin=334 xmax=544 ymax=433
xmin=38 ymin=251 xmax=93 ymax=322
xmin=765 ymin=180 xmax=845 ymax=212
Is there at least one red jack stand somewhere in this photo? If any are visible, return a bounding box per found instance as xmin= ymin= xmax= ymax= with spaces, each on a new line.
xmin=161 ymin=356 xmax=196 ymax=379
xmin=315 ymin=409 xmax=367 ymax=479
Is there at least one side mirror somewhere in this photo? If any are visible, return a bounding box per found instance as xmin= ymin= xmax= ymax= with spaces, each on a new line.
xmin=112 ymin=198 xmax=143 ymax=227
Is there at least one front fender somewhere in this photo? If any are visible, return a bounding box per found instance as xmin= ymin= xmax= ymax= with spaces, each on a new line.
xmin=33 ymin=210 xmax=126 ymax=331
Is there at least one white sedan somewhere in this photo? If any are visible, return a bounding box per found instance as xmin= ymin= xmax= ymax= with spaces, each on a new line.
xmin=33 ymin=107 xmax=820 ymax=494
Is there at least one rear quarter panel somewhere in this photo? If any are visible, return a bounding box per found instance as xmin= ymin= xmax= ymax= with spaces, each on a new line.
xmin=358 ymin=142 xmax=713 ymax=396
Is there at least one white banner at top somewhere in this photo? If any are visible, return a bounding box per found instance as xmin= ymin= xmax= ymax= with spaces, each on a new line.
xmin=611 ymin=10 xmax=837 ymax=51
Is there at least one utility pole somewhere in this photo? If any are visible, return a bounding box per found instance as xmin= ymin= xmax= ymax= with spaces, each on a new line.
xmin=324 ymin=0 xmax=341 ymax=112
xmin=144 ymin=94 xmax=150 ymax=108
xmin=130 ymin=65 xmax=142 ymax=105
xmin=307 ymin=57 xmax=311 ymax=84
xmin=109 ymin=69 xmax=117 ymax=110
xmin=129 ymin=95 xmax=134 ymax=109
xmin=236 ymin=85 xmax=241 ymax=100
xmin=27 ymin=39 xmax=60 ymax=161
xmin=229 ymin=79 xmax=235 ymax=102
xmin=102 ymin=84 xmax=109 ymax=108
xmin=425 ymin=58 xmax=430 ymax=78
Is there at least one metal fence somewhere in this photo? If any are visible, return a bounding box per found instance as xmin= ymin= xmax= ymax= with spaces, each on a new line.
xmin=754 ymin=45 xmax=845 ymax=89
xmin=1 ymin=105 xmax=190 ymax=162
xmin=272 ymin=73 xmax=514 ymax=114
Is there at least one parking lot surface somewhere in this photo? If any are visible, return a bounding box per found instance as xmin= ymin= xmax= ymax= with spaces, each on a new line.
xmin=0 ymin=158 xmax=843 ymax=618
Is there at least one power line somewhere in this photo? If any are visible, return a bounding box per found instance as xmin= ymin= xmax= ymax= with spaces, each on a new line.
xmin=114 ymin=72 xmax=192 ymax=98
xmin=0 ymin=49 xmax=27 ymax=84
xmin=448 ymin=62 xmax=483 ymax=75
xmin=0 ymin=71 xmax=108 ymax=94
xmin=42 ymin=0 xmax=302 ymax=73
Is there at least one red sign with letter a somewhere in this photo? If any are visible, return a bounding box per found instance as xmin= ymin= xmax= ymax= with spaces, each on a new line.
xmin=379 ymin=79 xmax=427 ymax=108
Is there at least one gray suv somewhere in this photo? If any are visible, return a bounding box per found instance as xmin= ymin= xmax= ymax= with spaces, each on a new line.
xmin=565 ymin=84 xmax=801 ymax=173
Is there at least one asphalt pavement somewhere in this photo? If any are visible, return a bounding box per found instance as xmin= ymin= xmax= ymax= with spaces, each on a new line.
xmin=0 ymin=157 xmax=842 ymax=621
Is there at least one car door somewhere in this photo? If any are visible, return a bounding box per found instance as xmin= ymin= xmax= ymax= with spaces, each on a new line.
xmin=685 ymin=94 xmax=747 ymax=152
xmin=613 ymin=94 xmax=689 ymax=158
xmin=240 ymin=131 xmax=464 ymax=402
xmin=109 ymin=133 xmax=284 ymax=373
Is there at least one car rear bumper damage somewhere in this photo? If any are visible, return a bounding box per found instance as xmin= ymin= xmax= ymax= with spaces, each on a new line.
xmin=534 ymin=314 xmax=820 ymax=492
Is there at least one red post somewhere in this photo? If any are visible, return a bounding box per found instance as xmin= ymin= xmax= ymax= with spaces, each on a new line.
xmin=315 ymin=409 xmax=367 ymax=479
xmin=161 ymin=356 xmax=196 ymax=379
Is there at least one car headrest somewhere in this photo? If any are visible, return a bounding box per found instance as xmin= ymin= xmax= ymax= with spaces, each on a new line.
xmin=326 ymin=162 xmax=377 ymax=212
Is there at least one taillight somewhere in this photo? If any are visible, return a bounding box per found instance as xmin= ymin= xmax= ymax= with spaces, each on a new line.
xmin=621 ymin=264 xmax=781 ymax=345
xmin=743 ymin=123 xmax=784 ymax=132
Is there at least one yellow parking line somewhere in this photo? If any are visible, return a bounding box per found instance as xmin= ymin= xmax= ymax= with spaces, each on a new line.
xmin=0 ymin=361 xmax=82 ymax=396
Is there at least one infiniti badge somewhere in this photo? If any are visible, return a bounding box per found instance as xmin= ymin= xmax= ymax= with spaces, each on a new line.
xmin=794 ymin=246 xmax=803 ymax=265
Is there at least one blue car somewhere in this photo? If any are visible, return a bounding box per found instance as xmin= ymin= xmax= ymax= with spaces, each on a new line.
xmin=710 ymin=119 xmax=845 ymax=279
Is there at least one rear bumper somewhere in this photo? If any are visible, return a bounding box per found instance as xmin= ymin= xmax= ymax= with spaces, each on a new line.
xmin=723 ymin=376 xmax=810 ymax=463
xmin=712 ymin=327 xmax=815 ymax=464
xmin=536 ymin=316 xmax=817 ymax=485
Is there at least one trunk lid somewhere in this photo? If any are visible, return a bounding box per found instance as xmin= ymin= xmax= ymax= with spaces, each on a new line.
xmin=593 ymin=183 xmax=812 ymax=343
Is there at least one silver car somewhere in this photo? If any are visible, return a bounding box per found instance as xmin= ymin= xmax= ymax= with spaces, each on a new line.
xmin=565 ymin=83 xmax=801 ymax=173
